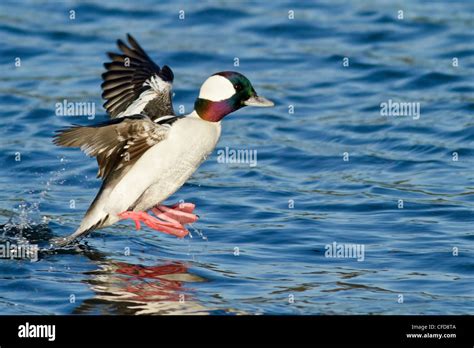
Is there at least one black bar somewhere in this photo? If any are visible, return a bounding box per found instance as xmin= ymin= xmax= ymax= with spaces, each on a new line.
xmin=0 ymin=315 xmax=472 ymax=346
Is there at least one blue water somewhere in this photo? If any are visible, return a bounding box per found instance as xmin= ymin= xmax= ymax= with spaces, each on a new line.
xmin=0 ymin=0 xmax=473 ymax=315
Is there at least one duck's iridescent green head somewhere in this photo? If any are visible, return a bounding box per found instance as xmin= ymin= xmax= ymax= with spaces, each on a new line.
xmin=194 ymin=71 xmax=274 ymax=122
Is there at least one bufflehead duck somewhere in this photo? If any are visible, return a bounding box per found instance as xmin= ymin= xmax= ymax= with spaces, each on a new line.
xmin=51 ymin=34 xmax=273 ymax=247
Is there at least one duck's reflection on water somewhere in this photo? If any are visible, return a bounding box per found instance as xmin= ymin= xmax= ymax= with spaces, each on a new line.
xmin=2 ymin=222 xmax=233 ymax=315
xmin=76 ymin=258 xmax=212 ymax=315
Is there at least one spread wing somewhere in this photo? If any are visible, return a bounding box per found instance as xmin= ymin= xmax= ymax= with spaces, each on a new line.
xmin=53 ymin=115 xmax=179 ymax=180
xmin=101 ymin=34 xmax=175 ymax=120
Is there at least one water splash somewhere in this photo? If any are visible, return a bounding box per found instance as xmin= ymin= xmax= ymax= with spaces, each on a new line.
xmin=1 ymin=156 xmax=68 ymax=241
xmin=186 ymin=224 xmax=208 ymax=241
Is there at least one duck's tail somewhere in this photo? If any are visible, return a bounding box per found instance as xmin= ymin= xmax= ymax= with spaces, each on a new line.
xmin=49 ymin=212 xmax=112 ymax=247
xmin=49 ymin=187 xmax=117 ymax=247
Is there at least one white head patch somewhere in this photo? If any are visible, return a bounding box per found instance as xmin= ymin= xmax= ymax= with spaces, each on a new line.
xmin=199 ymin=75 xmax=236 ymax=101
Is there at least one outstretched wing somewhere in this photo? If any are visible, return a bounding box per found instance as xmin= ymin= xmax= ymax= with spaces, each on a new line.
xmin=101 ymin=34 xmax=175 ymax=120
xmin=53 ymin=115 xmax=178 ymax=180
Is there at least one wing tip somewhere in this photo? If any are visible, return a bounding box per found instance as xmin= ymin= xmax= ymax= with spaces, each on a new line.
xmin=102 ymin=34 xmax=175 ymax=117
xmin=160 ymin=65 xmax=174 ymax=82
xmin=126 ymin=33 xmax=136 ymax=45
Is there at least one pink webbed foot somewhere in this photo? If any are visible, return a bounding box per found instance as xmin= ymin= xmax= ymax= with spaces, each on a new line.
xmin=151 ymin=202 xmax=199 ymax=225
xmin=118 ymin=211 xmax=189 ymax=238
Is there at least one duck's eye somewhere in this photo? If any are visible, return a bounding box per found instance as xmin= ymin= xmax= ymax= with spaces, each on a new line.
xmin=234 ymin=84 xmax=242 ymax=91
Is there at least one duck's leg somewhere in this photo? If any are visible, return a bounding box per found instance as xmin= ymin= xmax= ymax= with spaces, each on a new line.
xmin=152 ymin=202 xmax=198 ymax=225
xmin=118 ymin=211 xmax=189 ymax=238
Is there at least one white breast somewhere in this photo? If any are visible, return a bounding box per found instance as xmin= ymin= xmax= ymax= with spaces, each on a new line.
xmin=106 ymin=114 xmax=221 ymax=214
